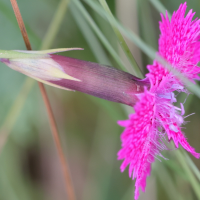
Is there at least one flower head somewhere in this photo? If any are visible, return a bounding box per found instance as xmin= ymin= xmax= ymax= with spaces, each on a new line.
xmin=118 ymin=2 xmax=200 ymax=199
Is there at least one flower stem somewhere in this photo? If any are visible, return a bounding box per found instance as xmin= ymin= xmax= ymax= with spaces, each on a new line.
xmin=10 ymin=0 xmax=31 ymax=50
xmin=183 ymin=150 xmax=200 ymax=182
xmin=9 ymin=0 xmax=76 ymax=199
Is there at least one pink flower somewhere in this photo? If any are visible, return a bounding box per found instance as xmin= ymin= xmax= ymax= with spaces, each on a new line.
xmin=118 ymin=2 xmax=200 ymax=199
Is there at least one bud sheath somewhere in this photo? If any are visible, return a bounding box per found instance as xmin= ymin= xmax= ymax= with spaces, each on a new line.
xmin=0 ymin=49 xmax=149 ymax=106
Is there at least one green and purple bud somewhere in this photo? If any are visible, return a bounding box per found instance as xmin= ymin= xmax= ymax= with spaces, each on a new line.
xmin=0 ymin=48 xmax=149 ymax=106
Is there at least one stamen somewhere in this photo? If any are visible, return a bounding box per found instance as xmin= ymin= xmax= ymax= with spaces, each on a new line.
xmin=184 ymin=113 xmax=195 ymax=119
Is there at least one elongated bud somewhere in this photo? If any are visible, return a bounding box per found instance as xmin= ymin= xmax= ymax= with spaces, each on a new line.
xmin=0 ymin=49 xmax=149 ymax=106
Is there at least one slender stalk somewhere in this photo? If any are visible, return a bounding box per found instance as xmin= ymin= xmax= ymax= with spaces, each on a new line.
xmin=176 ymin=150 xmax=200 ymax=199
xmin=0 ymin=78 xmax=34 ymax=150
xmin=156 ymin=162 xmax=185 ymax=200
xmin=70 ymin=3 xmax=111 ymax=65
xmin=41 ymin=0 xmax=70 ymax=50
xmin=9 ymin=0 xmax=76 ymax=199
xmin=149 ymin=0 xmax=172 ymax=19
xmin=72 ymin=0 xmax=127 ymax=72
xmin=0 ymin=1 xmax=41 ymax=46
xmin=10 ymin=0 xmax=31 ymax=50
xmin=84 ymin=0 xmax=200 ymax=98
xmin=98 ymin=0 xmax=143 ymax=78
xmin=182 ymin=94 xmax=200 ymax=180
xmin=137 ymin=0 xmax=157 ymax=65
xmin=183 ymin=151 xmax=200 ymax=181
xmin=175 ymin=92 xmax=200 ymax=182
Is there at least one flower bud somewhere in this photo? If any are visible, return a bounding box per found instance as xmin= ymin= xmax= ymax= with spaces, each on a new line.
xmin=0 ymin=48 xmax=149 ymax=106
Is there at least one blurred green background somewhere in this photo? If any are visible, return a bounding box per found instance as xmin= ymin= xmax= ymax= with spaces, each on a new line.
xmin=0 ymin=0 xmax=199 ymax=200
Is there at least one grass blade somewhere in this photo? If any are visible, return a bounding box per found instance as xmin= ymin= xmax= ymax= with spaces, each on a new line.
xmin=156 ymin=162 xmax=185 ymax=200
xmin=175 ymin=150 xmax=200 ymax=199
xmin=72 ymin=0 xmax=128 ymax=72
xmin=183 ymin=151 xmax=200 ymax=182
xmin=0 ymin=1 xmax=41 ymax=47
xmin=137 ymin=0 xmax=157 ymax=66
xmin=149 ymin=0 xmax=172 ymax=19
xmin=41 ymin=0 xmax=70 ymax=50
xmin=0 ymin=78 xmax=35 ymax=152
xmin=98 ymin=0 xmax=143 ymax=78
xmin=70 ymin=3 xmax=111 ymax=65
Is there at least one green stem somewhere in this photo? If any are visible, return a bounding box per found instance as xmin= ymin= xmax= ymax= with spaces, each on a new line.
xmin=98 ymin=0 xmax=143 ymax=78
xmin=176 ymin=150 xmax=200 ymax=199
xmin=176 ymin=90 xmax=200 ymax=182
xmin=0 ymin=1 xmax=41 ymax=47
xmin=72 ymin=0 xmax=127 ymax=72
xmin=83 ymin=0 xmax=155 ymax=59
xmin=137 ymin=0 xmax=157 ymax=65
xmin=41 ymin=0 xmax=70 ymax=50
xmin=149 ymin=0 xmax=172 ymax=19
xmin=156 ymin=162 xmax=185 ymax=200
xmin=70 ymin=3 xmax=111 ymax=65
xmin=182 ymin=151 xmax=200 ymax=182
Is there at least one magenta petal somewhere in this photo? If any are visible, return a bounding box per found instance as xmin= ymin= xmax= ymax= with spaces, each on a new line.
xmin=166 ymin=126 xmax=200 ymax=158
xmin=118 ymin=91 xmax=160 ymax=199
xmin=158 ymin=2 xmax=200 ymax=82
xmin=117 ymin=120 xmax=131 ymax=127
